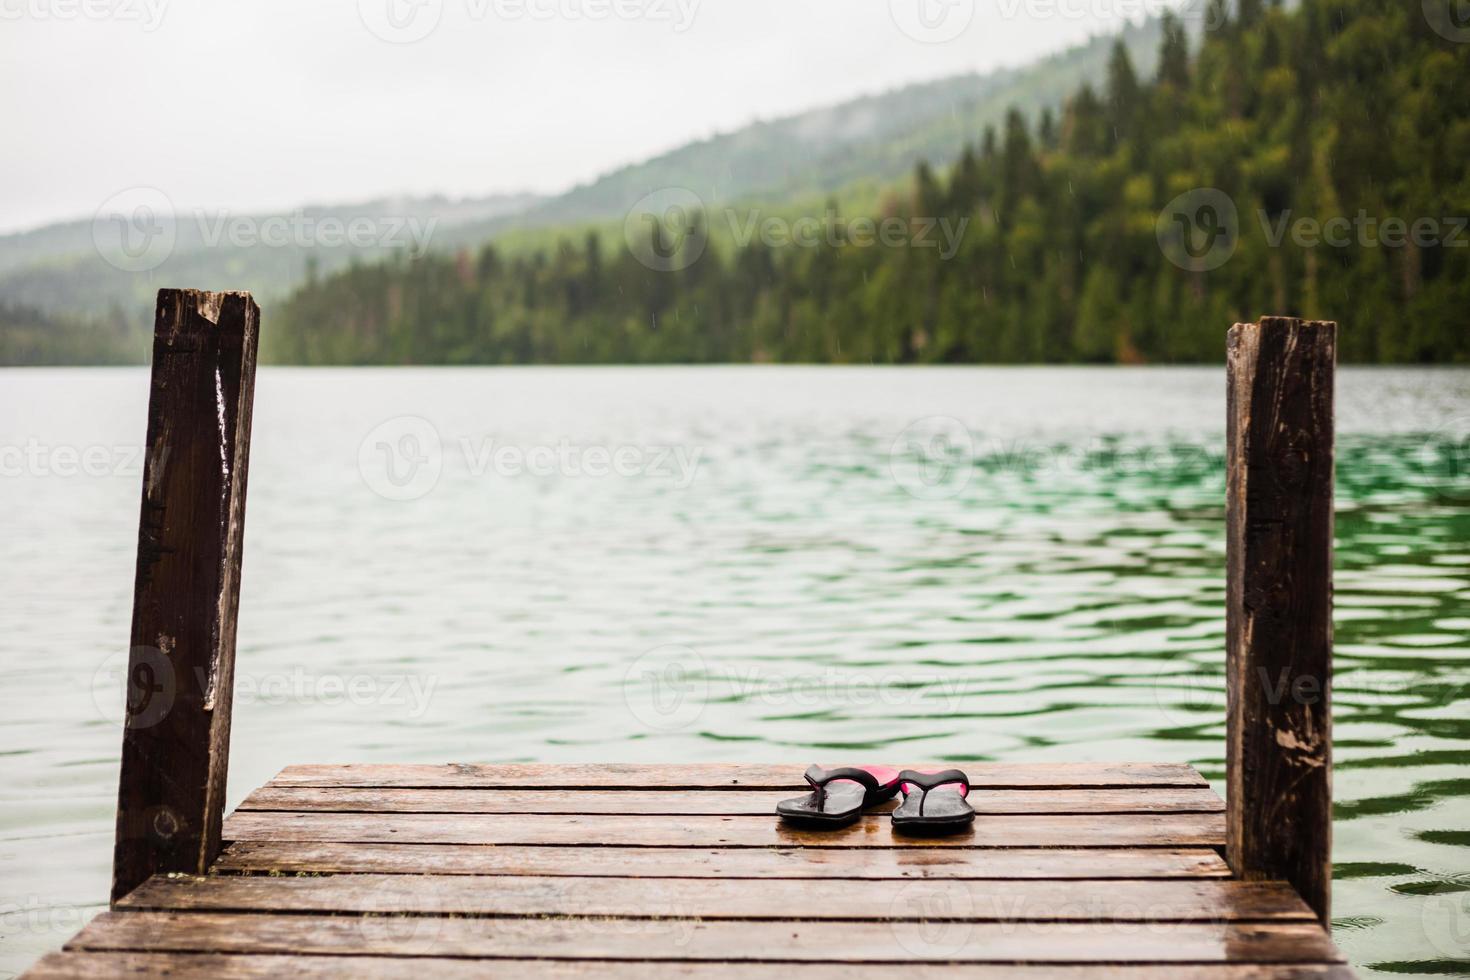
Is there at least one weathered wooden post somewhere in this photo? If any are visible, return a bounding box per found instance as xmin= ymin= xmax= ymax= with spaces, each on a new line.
xmin=1225 ymin=316 xmax=1336 ymax=925
xmin=110 ymin=289 xmax=259 ymax=904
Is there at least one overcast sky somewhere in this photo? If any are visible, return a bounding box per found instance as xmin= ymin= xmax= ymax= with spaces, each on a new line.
xmin=1 ymin=0 xmax=1180 ymax=234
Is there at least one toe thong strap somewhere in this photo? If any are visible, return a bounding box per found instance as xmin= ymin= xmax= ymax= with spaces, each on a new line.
xmin=898 ymin=769 xmax=971 ymax=816
xmin=804 ymin=764 xmax=882 ymax=808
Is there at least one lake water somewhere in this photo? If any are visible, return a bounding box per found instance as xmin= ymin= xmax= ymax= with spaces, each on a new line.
xmin=1 ymin=366 xmax=1467 ymax=977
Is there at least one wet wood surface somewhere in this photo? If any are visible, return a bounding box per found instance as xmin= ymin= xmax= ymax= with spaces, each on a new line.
xmin=111 ymin=289 xmax=260 ymax=905
xmin=214 ymin=841 xmax=1234 ymax=879
xmin=221 ymin=809 xmax=1227 ymax=848
xmin=239 ymin=785 xmax=1226 ymax=815
xmin=1225 ymin=317 xmax=1337 ymax=924
xmin=26 ymin=954 xmax=1359 ymax=979
xmin=34 ymin=764 xmax=1351 ymax=978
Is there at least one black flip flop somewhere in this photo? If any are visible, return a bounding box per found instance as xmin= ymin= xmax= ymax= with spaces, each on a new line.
xmin=892 ymin=769 xmax=975 ymax=834
xmin=776 ymin=764 xmax=902 ymax=827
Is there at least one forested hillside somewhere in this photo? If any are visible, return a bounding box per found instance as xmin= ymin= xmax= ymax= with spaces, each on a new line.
xmin=269 ymin=0 xmax=1470 ymax=366
xmin=0 ymin=302 xmax=142 ymax=366
xmin=0 ymin=22 xmax=1163 ymax=366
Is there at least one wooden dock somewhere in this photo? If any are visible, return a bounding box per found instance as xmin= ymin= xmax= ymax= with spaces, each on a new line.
xmin=30 ymin=762 xmax=1351 ymax=977
xmin=22 ymin=294 xmax=1352 ymax=977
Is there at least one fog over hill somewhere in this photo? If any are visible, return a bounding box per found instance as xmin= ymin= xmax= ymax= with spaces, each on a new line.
xmin=0 ymin=18 xmax=1166 ymax=363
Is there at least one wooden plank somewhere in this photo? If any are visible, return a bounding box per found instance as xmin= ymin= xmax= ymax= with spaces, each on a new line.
xmin=270 ymin=762 xmax=1208 ymax=790
xmin=1225 ymin=317 xmax=1336 ymax=924
xmin=25 ymin=951 xmax=1361 ymax=979
xmin=67 ymin=913 xmax=1346 ymax=963
xmin=111 ymin=289 xmax=260 ymax=905
xmin=238 ymin=786 xmax=1225 ymax=816
xmin=120 ymin=874 xmax=1313 ymax=921
xmin=215 ymin=841 xmax=1233 ymax=879
xmin=222 ymin=811 xmax=1226 ymax=848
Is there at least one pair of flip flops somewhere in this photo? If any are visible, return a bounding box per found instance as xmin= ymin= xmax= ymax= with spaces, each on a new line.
xmin=777 ymin=764 xmax=975 ymax=834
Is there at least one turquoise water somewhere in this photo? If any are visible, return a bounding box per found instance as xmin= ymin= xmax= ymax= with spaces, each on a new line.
xmin=0 ymin=366 xmax=1466 ymax=976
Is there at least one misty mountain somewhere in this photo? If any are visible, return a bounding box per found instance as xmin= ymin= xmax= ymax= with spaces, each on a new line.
xmin=0 ymin=18 xmax=1166 ymax=362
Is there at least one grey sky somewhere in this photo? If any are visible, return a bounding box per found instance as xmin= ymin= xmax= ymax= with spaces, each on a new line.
xmin=1 ymin=0 xmax=1181 ymax=233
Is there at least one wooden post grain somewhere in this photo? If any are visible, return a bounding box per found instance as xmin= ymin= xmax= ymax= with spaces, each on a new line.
xmin=1225 ymin=316 xmax=1336 ymax=925
xmin=111 ymin=289 xmax=259 ymax=904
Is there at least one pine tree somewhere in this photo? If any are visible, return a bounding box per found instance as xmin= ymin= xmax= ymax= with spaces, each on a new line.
xmin=1158 ymin=11 xmax=1190 ymax=90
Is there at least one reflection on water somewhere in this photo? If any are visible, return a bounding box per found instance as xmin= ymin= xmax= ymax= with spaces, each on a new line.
xmin=0 ymin=366 xmax=1466 ymax=977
